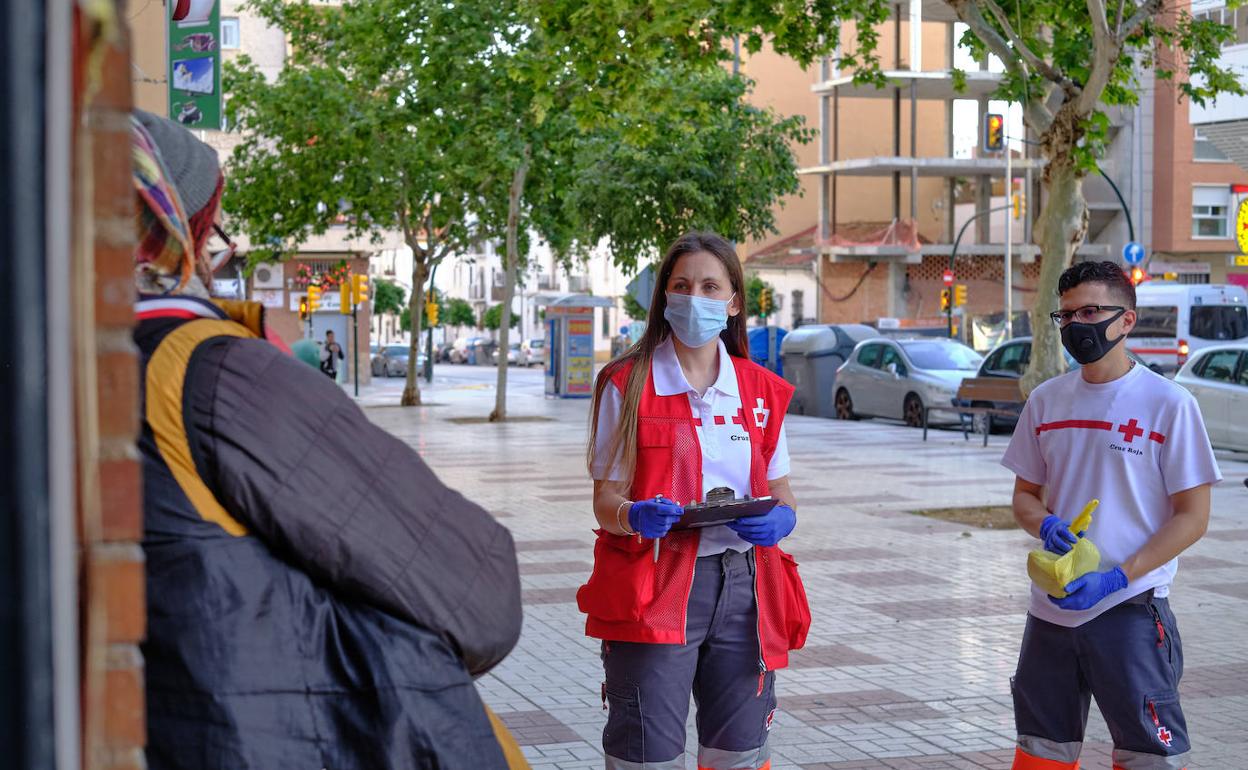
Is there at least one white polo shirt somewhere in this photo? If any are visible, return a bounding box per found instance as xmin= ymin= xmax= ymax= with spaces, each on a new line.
xmin=1002 ymin=363 xmax=1222 ymax=627
xmin=591 ymin=337 xmax=791 ymax=556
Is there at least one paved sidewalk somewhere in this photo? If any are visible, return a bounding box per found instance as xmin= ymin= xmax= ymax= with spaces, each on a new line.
xmin=361 ymin=369 xmax=1248 ymax=769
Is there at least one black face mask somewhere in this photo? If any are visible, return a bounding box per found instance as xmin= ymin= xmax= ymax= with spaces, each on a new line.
xmin=1060 ymin=309 xmax=1127 ymax=365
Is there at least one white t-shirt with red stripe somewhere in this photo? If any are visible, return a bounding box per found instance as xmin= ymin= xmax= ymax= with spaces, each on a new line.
xmin=592 ymin=337 xmax=791 ymax=557
xmin=1002 ymin=363 xmax=1222 ymax=628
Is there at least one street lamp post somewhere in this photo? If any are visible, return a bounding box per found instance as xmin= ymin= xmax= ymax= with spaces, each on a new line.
xmin=424 ymin=261 xmax=438 ymax=383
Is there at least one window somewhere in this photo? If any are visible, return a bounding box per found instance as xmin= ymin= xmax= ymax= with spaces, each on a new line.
xmin=1129 ymin=306 xmax=1179 ymax=338
xmin=1197 ymin=349 xmax=1241 ymax=383
xmin=986 ymin=341 xmax=1028 ymax=375
xmin=1194 ymin=129 xmax=1230 ymax=162
xmin=857 ymin=344 xmax=883 ymax=368
xmin=1189 ymin=305 xmax=1248 ymax=340
xmin=220 ymin=17 xmax=240 ymax=49
xmin=1192 ymin=186 xmax=1230 ymax=238
xmin=879 ymin=346 xmax=906 ymax=375
xmin=899 ymin=342 xmax=983 ymax=371
xmin=1239 ymin=6 xmax=1248 ymax=44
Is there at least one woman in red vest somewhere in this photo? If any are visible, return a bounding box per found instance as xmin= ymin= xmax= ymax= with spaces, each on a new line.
xmin=578 ymin=231 xmax=811 ymax=770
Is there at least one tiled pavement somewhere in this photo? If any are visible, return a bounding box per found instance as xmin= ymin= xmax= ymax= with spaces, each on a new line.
xmin=359 ymin=370 xmax=1248 ymax=769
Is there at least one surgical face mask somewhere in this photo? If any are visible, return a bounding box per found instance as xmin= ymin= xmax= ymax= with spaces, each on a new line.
xmin=1060 ymin=309 xmax=1126 ymax=365
xmin=664 ymin=292 xmax=733 ymax=348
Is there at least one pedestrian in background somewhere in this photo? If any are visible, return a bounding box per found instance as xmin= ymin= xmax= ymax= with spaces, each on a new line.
xmin=131 ymin=109 xmax=526 ymax=769
xmin=579 ymin=231 xmax=811 ymax=770
xmin=1001 ymin=261 xmax=1220 ymax=770
xmin=321 ymin=328 xmax=345 ymax=379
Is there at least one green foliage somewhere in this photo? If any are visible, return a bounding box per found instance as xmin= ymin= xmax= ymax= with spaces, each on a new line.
xmin=482 ymin=303 xmax=520 ymax=331
xmin=745 ymin=275 xmax=776 ymax=319
xmin=446 ymin=298 xmax=477 ymax=328
xmin=372 ymin=279 xmax=407 ymax=318
xmin=622 ymin=293 xmax=648 ymax=321
xmin=564 ymin=65 xmax=812 ymax=270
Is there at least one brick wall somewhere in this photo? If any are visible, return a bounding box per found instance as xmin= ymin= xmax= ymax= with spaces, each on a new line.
xmin=75 ymin=4 xmax=145 ymax=768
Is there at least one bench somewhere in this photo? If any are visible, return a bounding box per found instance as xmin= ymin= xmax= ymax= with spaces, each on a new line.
xmin=922 ymin=377 xmax=1025 ymax=446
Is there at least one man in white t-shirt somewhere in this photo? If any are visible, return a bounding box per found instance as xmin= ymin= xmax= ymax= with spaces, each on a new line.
xmin=1001 ymin=261 xmax=1221 ymax=770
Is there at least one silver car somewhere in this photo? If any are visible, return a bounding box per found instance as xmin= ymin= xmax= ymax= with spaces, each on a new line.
xmin=521 ymin=337 xmax=546 ymax=367
xmin=1175 ymin=343 xmax=1248 ymax=452
xmin=835 ymin=337 xmax=983 ymax=427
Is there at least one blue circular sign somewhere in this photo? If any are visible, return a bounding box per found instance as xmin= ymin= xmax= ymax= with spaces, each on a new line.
xmin=1123 ymin=241 xmax=1145 ymax=265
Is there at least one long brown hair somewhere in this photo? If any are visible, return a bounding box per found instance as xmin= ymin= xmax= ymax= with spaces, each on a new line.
xmin=586 ymin=231 xmax=749 ymax=485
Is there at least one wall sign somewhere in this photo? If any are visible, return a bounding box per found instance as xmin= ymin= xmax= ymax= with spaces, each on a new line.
xmin=168 ymin=0 xmax=222 ymax=129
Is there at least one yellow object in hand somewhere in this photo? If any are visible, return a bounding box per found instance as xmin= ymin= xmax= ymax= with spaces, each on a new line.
xmin=1027 ymin=499 xmax=1102 ymax=599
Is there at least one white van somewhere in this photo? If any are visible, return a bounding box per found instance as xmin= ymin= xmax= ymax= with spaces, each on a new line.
xmin=1128 ymin=282 xmax=1248 ymax=373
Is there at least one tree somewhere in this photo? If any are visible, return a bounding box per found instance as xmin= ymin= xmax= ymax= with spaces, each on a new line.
xmin=537 ymin=2 xmax=1244 ymax=393
xmin=225 ymin=0 xmax=492 ymax=407
xmin=373 ymin=278 xmax=406 ymax=316
xmin=446 ymin=298 xmax=477 ymax=329
xmin=482 ymin=303 xmax=520 ymax=331
xmin=564 ymin=65 xmax=812 ymax=271
xmin=745 ymin=275 xmax=777 ymax=321
xmin=944 ymin=0 xmax=1244 ymax=392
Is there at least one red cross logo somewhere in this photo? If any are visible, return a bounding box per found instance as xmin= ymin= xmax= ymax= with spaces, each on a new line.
xmin=1157 ymin=725 xmax=1173 ymax=747
xmin=731 ymin=408 xmax=746 ymax=426
xmin=1117 ymin=419 xmax=1144 ymax=443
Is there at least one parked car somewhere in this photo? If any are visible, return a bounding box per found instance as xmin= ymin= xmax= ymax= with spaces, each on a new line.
xmin=1175 ymin=343 xmax=1248 ymax=452
xmin=494 ymin=342 xmax=522 ymax=366
xmin=1128 ymin=282 xmax=1248 ymax=373
xmin=970 ymin=336 xmax=1147 ymax=431
xmin=371 ymin=344 xmax=424 ymax=377
xmin=834 ymin=338 xmax=983 ymax=427
xmin=521 ymin=337 xmax=546 ymax=367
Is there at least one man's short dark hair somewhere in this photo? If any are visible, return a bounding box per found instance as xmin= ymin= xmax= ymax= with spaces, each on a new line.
xmin=1057 ymin=260 xmax=1136 ymax=309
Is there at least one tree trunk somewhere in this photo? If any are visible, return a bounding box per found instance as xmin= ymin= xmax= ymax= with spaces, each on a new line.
xmin=490 ymin=146 xmax=531 ymax=422
xmin=401 ymin=257 xmax=428 ymax=406
xmin=1020 ymin=155 xmax=1088 ymax=396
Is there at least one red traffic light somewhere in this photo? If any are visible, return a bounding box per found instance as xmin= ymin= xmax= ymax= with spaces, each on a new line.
xmin=1129 ymin=266 xmax=1148 ymax=285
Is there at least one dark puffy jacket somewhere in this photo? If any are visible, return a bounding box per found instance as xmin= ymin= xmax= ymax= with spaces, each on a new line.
xmin=135 ymin=297 xmax=522 ymax=770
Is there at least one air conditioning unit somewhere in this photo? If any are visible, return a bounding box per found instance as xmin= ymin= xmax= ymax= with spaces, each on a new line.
xmin=252 ymin=262 xmax=284 ymax=289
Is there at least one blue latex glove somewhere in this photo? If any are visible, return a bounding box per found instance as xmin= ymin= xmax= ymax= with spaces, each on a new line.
xmin=1050 ymin=566 xmax=1129 ymax=611
xmin=1039 ymin=514 xmax=1079 ymax=555
xmin=727 ymin=504 xmax=797 ymax=547
xmin=628 ymin=498 xmax=685 ymax=539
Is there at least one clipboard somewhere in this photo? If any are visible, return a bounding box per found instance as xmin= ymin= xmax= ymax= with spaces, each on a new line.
xmin=671 ymin=491 xmax=778 ymax=531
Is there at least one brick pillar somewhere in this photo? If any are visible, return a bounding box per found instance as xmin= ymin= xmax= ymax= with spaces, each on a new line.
xmin=75 ymin=4 xmax=145 ymax=769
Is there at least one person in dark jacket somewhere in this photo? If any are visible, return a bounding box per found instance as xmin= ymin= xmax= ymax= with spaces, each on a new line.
xmin=131 ymin=110 xmax=525 ymax=769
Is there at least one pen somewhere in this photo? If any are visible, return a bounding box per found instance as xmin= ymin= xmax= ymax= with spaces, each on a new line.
xmin=653 ymin=494 xmax=665 ymax=562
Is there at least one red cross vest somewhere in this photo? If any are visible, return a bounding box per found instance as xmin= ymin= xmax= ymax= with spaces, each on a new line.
xmin=576 ymin=353 xmax=811 ymax=671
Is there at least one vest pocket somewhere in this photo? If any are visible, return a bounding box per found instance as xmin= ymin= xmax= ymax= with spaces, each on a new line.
xmin=577 ymin=531 xmax=657 ymax=623
xmin=778 ymin=551 xmax=812 ymax=650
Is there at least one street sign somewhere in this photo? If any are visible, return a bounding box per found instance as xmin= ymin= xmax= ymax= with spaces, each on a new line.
xmin=1123 ymin=241 xmax=1145 ymax=265
xmin=626 ymin=264 xmax=656 ymax=313
xmin=167 ymin=0 xmax=222 ymax=130
xmin=942 ymin=269 xmax=954 ymax=286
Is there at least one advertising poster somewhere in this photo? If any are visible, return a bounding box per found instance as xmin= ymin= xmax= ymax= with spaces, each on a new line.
xmin=566 ymin=318 xmax=594 ymax=395
xmin=168 ymin=0 xmax=222 ymax=129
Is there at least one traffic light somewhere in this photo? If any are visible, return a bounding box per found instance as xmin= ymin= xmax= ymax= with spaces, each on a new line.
xmin=983 ymin=113 xmax=1004 ymax=152
xmin=758 ymin=286 xmax=772 ymax=315
xmin=340 ymin=281 xmax=352 ymax=314
xmin=307 ymin=284 xmax=322 ymax=312
xmin=353 ymin=274 xmax=370 ymax=305
xmin=954 ymin=284 xmax=968 ymax=307
xmin=1013 ymin=192 xmax=1024 ymax=219
xmin=1129 ymin=266 xmax=1148 ymax=286
xmin=425 ymin=301 xmax=439 ymax=327
xmin=940 ymin=288 xmax=951 ymax=311
xmin=299 ymin=297 xmax=309 ymax=321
